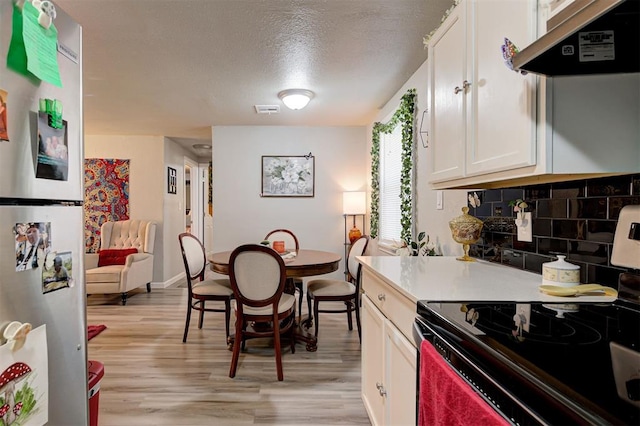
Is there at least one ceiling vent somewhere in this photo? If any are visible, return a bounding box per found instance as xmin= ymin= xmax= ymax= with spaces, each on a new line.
xmin=255 ymin=105 xmax=280 ymax=114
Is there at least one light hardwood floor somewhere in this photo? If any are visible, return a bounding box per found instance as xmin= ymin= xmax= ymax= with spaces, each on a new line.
xmin=87 ymin=286 xmax=371 ymax=426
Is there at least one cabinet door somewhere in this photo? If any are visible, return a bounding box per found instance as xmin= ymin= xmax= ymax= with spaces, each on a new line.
xmin=465 ymin=0 xmax=537 ymax=176
xmin=428 ymin=3 xmax=466 ymax=182
xmin=362 ymin=296 xmax=385 ymax=426
xmin=384 ymin=320 xmax=417 ymax=426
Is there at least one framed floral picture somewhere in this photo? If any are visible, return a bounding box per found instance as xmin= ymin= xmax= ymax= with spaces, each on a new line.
xmin=261 ymin=155 xmax=314 ymax=197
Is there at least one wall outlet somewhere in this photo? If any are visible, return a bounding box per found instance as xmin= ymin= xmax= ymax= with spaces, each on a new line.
xmin=516 ymin=212 xmax=533 ymax=242
xmin=436 ymin=191 xmax=444 ymax=210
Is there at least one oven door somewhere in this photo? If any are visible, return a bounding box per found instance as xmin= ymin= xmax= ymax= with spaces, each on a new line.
xmin=413 ymin=316 xmax=530 ymax=425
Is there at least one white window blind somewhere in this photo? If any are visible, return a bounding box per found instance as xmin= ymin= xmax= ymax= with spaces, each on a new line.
xmin=379 ymin=124 xmax=402 ymax=244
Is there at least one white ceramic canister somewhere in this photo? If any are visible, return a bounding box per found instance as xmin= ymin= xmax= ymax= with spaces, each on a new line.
xmin=542 ymin=255 xmax=580 ymax=287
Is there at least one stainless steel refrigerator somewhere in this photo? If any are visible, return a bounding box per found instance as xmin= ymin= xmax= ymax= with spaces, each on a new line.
xmin=0 ymin=1 xmax=87 ymax=424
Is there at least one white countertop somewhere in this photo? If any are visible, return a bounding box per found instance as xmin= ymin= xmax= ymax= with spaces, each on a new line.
xmin=356 ymin=256 xmax=617 ymax=304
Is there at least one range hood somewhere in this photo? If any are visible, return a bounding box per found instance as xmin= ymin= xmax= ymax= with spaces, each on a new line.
xmin=513 ymin=0 xmax=639 ymax=76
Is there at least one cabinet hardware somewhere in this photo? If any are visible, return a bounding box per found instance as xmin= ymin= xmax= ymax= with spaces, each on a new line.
xmin=376 ymin=382 xmax=383 ymax=389
xmin=378 ymin=386 xmax=387 ymax=397
xmin=454 ymin=80 xmax=472 ymax=94
xmin=377 ymin=293 xmax=386 ymax=301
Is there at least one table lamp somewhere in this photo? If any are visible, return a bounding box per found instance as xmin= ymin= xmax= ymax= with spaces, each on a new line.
xmin=343 ymin=192 xmax=366 ymax=243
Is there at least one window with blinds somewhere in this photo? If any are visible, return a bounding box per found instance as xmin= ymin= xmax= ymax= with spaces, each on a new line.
xmin=379 ymin=123 xmax=402 ymax=244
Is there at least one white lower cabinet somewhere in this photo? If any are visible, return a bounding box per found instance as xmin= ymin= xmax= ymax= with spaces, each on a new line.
xmin=362 ymin=295 xmax=417 ymax=426
xmin=384 ymin=315 xmax=418 ymax=426
xmin=362 ymin=295 xmax=385 ymax=426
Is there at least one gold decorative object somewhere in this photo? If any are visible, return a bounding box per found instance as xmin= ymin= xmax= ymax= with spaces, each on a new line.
xmin=449 ymin=206 xmax=484 ymax=262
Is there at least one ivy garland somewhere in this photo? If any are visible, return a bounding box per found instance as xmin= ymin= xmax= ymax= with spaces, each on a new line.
xmin=370 ymin=88 xmax=416 ymax=241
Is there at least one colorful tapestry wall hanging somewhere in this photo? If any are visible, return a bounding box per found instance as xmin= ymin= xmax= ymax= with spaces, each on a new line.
xmin=84 ymin=159 xmax=130 ymax=253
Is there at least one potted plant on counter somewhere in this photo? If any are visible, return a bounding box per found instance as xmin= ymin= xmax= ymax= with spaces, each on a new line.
xmin=396 ymin=231 xmax=440 ymax=256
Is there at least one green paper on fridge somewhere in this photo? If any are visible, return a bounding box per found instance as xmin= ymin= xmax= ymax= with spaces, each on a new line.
xmin=7 ymin=1 xmax=61 ymax=87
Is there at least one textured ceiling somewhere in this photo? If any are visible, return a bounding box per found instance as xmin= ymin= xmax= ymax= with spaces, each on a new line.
xmin=55 ymin=0 xmax=453 ymax=153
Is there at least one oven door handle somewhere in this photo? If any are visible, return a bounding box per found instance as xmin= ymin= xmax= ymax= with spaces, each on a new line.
xmin=413 ymin=317 xmax=433 ymax=348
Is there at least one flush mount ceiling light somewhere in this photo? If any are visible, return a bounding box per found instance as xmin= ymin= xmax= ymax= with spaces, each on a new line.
xmin=192 ymin=144 xmax=211 ymax=150
xmin=278 ymin=89 xmax=314 ymax=110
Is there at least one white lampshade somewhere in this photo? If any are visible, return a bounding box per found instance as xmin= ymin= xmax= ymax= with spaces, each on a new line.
xmin=343 ymin=191 xmax=366 ymax=215
xmin=278 ymin=89 xmax=314 ymax=110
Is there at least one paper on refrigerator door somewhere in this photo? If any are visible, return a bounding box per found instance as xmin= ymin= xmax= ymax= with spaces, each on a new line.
xmin=6 ymin=2 xmax=61 ymax=87
xmin=0 ymin=324 xmax=49 ymax=426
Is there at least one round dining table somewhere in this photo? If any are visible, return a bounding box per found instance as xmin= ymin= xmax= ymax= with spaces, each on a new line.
xmin=208 ymin=248 xmax=341 ymax=351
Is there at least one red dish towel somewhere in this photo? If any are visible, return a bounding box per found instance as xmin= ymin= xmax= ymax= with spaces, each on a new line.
xmin=419 ymin=340 xmax=509 ymax=426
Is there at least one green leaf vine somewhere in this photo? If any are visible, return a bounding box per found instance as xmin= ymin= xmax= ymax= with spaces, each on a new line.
xmin=370 ymin=88 xmax=416 ymax=241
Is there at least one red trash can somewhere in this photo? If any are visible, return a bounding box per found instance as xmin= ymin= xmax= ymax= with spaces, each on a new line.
xmin=87 ymin=360 xmax=104 ymax=426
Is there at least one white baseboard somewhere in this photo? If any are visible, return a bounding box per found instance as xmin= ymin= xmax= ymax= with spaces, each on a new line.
xmin=150 ymin=272 xmax=185 ymax=289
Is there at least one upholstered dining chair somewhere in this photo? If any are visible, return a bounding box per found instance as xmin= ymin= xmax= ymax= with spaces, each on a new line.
xmin=264 ymin=229 xmax=304 ymax=319
xmin=228 ymin=244 xmax=296 ymax=381
xmin=305 ymin=235 xmax=369 ymax=342
xmin=178 ymin=233 xmax=234 ymax=344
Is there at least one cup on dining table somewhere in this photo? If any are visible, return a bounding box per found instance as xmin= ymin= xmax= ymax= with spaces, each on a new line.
xmin=272 ymin=241 xmax=285 ymax=253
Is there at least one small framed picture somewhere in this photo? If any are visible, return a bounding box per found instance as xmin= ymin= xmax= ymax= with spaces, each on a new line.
xmin=261 ymin=155 xmax=315 ymax=197
xmin=167 ymin=167 xmax=177 ymax=194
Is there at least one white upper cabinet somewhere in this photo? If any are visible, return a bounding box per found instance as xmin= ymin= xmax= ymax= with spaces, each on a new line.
xmin=466 ymin=0 xmax=538 ymax=177
xmin=427 ymin=0 xmax=640 ymax=189
xmin=541 ymin=0 xmax=577 ymax=29
xmin=429 ymin=3 xmax=466 ymax=181
xmin=429 ymin=0 xmax=538 ymax=184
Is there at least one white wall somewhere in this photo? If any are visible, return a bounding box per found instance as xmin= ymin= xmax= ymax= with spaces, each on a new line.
xmin=85 ymin=135 xmax=165 ymax=281
xmin=371 ymin=59 xmax=467 ymax=256
xmin=212 ymin=126 xmax=367 ymax=281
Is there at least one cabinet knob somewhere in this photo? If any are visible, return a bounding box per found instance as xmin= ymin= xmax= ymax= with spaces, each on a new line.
xmin=377 ymin=293 xmax=386 ymax=301
xmin=454 ymin=86 xmax=463 ymax=94
xmin=378 ymin=386 xmax=387 ymax=397
xmin=376 ymin=382 xmax=383 ymax=390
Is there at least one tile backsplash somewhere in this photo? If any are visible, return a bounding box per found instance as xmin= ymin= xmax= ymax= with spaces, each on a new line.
xmin=468 ymin=174 xmax=640 ymax=288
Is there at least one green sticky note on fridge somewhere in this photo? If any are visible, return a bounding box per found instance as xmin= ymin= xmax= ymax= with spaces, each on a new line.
xmin=22 ymin=1 xmax=61 ymax=86
xmin=6 ymin=3 xmax=29 ymax=76
xmin=6 ymin=2 xmax=61 ymax=87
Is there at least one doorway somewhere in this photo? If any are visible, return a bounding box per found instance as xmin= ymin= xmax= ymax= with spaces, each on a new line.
xmin=184 ymin=157 xmax=202 ymax=241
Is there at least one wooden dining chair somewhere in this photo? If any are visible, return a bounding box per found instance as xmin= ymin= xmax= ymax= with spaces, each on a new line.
xmin=178 ymin=233 xmax=234 ymax=344
xmin=228 ymin=244 xmax=296 ymax=381
xmin=305 ymin=236 xmax=369 ymax=342
xmin=264 ymin=229 xmax=304 ymax=319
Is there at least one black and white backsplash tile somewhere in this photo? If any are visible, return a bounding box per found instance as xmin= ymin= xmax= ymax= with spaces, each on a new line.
xmin=467 ymin=174 xmax=640 ymax=288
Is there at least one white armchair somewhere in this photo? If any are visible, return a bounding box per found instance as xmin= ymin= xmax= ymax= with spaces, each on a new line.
xmin=85 ymin=219 xmax=157 ymax=305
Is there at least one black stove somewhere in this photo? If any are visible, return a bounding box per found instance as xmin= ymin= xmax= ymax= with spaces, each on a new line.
xmin=415 ymin=273 xmax=640 ymax=425
xmin=414 ymin=204 xmax=640 ymax=425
